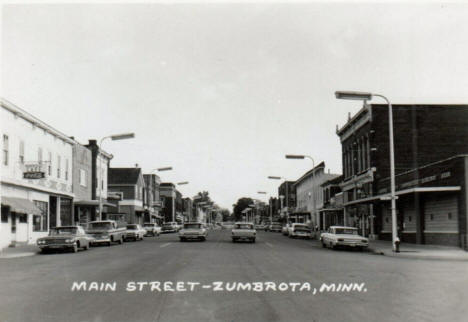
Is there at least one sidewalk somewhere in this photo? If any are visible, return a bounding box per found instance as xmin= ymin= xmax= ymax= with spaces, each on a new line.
xmin=368 ymin=240 xmax=468 ymax=261
xmin=0 ymin=244 xmax=39 ymax=259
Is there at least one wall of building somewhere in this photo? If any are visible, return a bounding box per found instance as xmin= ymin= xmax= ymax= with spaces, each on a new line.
xmin=72 ymin=143 xmax=92 ymax=201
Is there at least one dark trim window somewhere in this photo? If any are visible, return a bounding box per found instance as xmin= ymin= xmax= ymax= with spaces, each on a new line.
xmin=57 ymin=155 xmax=61 ymax=178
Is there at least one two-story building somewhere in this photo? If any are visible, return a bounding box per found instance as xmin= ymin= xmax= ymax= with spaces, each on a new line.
xmin=336 ymin=104 xmax=468 ymax=247
xmin=107 ymin=167 xmax=145 ymax=225
xmin=278 ymin=181 xmax=296 ymax=219
xmin=1 ymin=99 xmax=74 ymax=248
xmin=143 ymin=173 xmax=163 ymax=224
xmin=160 ymin=183 xmax=176 ymax=223
xmin=318 ymin=175 xmax=344 ymax=230
xmin=293 ymin=162 xmax=340 ymax=228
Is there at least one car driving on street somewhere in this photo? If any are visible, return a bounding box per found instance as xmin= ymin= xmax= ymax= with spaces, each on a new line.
xmin=143 ymin=223 xmax=161 ymax=237
xmin=179 ymin=222 xmax=207 ymax=241
xmin=162 ymin=222 xmax=179 ymax=233
xmin=124 ymin=224 xmax=146 ymax=241
xmin=231 ymin=222 xmax=256 ymax=243
xmin=320 ymin=226 xmax=369 ymax=250
xmin=288 ymin=223 xmax=312 ymax=239
xmin=37 ymin=226 xmax=93 ymax=253
xmin=267 ymin=222 xmax=282 ymax=232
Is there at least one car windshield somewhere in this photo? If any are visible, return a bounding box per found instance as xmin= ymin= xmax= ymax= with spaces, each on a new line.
xmin=50 ymin=227 xmax=77 ymax=235
xmin=163 ymin=223 xmax=174 ymax=227
xmin=335 ymin=228 xmax=358 ymax=235
xmin=143 ymin=224 xmax=154 ymax=227
xmin=234 ymin=224 xmax=253 ymax=229
xmin=127 ymin=225 xmax=138 ymax=230
xmin=294 ymin=225 xmax=309 ymax=229
xmin=88 ymin=222 xmax=112 ymax=230
xmin=184 ymin=224 xmax=202 ymax=229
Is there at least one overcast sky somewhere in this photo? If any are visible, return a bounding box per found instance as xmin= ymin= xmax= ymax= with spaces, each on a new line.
xmin=2 ymin=1 xmax=468 ymax=209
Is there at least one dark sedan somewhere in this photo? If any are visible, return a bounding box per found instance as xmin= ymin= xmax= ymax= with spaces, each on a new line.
xmin=37 ymin=226 xmax=93 ymax=253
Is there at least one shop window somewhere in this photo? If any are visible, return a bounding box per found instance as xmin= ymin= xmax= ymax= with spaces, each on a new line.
xmin=448 ymin=213 xmax=452 ymax=220
xmin=79 ymin=169 xmax=87 ymax=187
xmin=48 ymin=152 xmax=52 ymax=175
xmin=18 ymin=214 xmax=27 ymax=223
xmin=57 ymin=155 xmax=61 ymax=178
xmin=33 ymin=200 xmax=48 ymax=231
xmin=429 ymin=214 xmax=434 ymax=221
xmin=385 ymin=217 xmax=389 ymax=223
xmin=408 ymin=216 xmax=412 ymax=222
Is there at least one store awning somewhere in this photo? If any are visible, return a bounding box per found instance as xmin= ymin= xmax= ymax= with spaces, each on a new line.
xmin=344 ymin=186 xmax=461 ymax=206
xmin=1 ymin=196 xmax=42 ymax=215
xmin=74 ymin=200 xmax=116 ymax=208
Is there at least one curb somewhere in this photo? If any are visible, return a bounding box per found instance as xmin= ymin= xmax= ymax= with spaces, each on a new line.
xmin=368 ymin=247 xmax=468 ymax=262
xmin=0 ymin=252 xmax=37 ymax=259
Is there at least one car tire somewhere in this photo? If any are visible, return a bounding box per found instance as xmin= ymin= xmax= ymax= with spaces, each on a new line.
xmin=180 ymin=238 xmax=185 ymax=242
xmin=322 ymin=241 xmax=326 ymax=248
xmin=252 ymin=238 xmax=256 ymax=243
xmin=107 ymin=241 xmax=111 ymax=246
xmin=41 ymin=248 xmax=49 ymax=254
xmin=232 ymin=238 xmax=236 ymax=243
xmin=84 ymin=243 xmax=90 ymax=250
xmin=201 ymin=237 xmax=206 ymax=242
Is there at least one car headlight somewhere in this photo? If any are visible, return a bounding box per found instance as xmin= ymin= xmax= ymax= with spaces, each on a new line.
xmin=65 ymin=238 xmax=75 ymax=243
xmin=37 ymin=240 xmax=46 ymax=245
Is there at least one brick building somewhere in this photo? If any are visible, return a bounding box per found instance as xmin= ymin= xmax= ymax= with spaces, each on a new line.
xmin=336 ymin=104 xmax=468 ymax=247
xmin=107 ymin=168 xmax=145 ymax=225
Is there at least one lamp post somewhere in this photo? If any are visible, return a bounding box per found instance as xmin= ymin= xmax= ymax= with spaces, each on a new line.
xmin=98 ymin=133 xmax=135 ymax=221
xmin=335 ymin=90 xmax=397 ymax=252
xmin=285 ymin=155 xmax=317 ymax=230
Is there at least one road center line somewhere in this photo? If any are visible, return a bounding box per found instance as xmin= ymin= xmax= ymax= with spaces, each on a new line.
xmin=160 ymin=243 xmax=172 ymax=248
xmin=266 ymin=242 xmax=274 ymax=248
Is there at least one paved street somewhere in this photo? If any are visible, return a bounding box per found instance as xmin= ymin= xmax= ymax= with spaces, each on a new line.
xmin=1 ymin=230 xmax=467 ymax=322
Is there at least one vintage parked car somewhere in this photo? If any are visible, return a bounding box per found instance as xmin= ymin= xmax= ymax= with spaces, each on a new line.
xmin=232 ymin=222 xmax=256 ymax=243
xmin=143 ymin=223 xmax=161 ymax=237
xmin=86 ymin=220 xmax=125 ymax=246
xmin=37 ymin=226 xmax=93 ymax=253
xmin=162 ymin=222 xmax=179 ymax=233
xmin=288 ymin=223 xmax=312 ymax=239
xmin=282 ymin=223 xmax=292 ymax=236
xmin=124 ymin=224 xmax=146 ymax=241
xmin=179 ymin=222 xmax=207 ymax=241
xmin=320 ymin=226 xmax=369 ymax=250
xmin=267 ymin=222 xmax=282 ymax=232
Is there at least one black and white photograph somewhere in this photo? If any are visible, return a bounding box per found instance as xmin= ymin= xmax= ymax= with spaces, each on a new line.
xmin=1 ymin=0 xmax=468 ymax=321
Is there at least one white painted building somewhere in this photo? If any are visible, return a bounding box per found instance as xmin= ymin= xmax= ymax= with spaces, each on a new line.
xmin=1 ymin=99 xmax=74 ymax=249
xmin=293 ymin=162 xmax=340 ymax=229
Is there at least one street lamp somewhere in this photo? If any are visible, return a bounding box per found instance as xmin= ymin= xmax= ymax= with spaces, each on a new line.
xmin=98 ymin=132 xmax=135 ymax=220
xmin=285 ymin=154 xmax=317 ymax=230
xmin=335 ymin=90 xmax=397 ymax=252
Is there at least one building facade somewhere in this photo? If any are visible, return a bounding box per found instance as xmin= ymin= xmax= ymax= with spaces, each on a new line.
xmin=1 ymin=99 xmax=74 ymax=249
xmin=293 ymin=162 xmax=340 ymax=228
xmin=71 ymin=141 xmax=94 ymax=226
xmin=336 ymin=104 xmax=468 ymax=246
xmin=318 ymin=175 xmax=344 ymax=230
xmin=107 ymin=168 xmax=145 ymax=225
xmin=143 ymin=173 xmax=162 ymax=224
xmin=160 ymin=183 xmax=176 ymax=223
xmin=278 ymin=181 xmax=296 ymax=218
